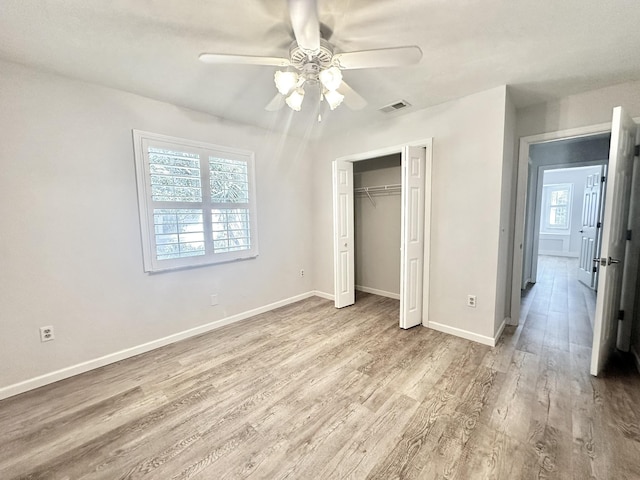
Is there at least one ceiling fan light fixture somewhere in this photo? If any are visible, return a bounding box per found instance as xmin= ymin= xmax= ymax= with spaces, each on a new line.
xmin=324 ymin=88 xmax=344 ymax=110
xmin=286 ymin=88 xmax=305 ymax=111
xmin=274 ymin=71 xmax=299 ymax=95
xmin=319 ymin=66 xmax=342 ymax=91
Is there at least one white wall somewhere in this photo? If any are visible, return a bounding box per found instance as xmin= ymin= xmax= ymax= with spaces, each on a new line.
xmin=517 ymin=80 xmax=640 ymax=138
xmin=312 ymin=86 xmax=511 ymax=344
xmin=538 ymin=166 xmax=603 ymax=257
xmin=0 ymin=61 xmax=314 ymax=393
xmin=354 ymin=155 xmax=401 ymax=297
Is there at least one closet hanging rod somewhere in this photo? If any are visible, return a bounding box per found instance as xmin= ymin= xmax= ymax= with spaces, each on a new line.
xmin=353 ymin=183 xmax=401 ymax=194
xmin=354 ymin=183 xmax=401 ymax=207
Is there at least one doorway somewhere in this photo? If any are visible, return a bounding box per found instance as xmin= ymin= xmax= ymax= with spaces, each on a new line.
xmin=512 ymin=107 xmax=640 ymax=376
xmin=520 ymin=134 xmax=611 ymax=290
xmin=518 ymin=139 xmax=610 ymax=367
xmin=332 ymin=140 xmax=433 ymax=330
xmin=354 ymin=154 xmax=402 ymax=300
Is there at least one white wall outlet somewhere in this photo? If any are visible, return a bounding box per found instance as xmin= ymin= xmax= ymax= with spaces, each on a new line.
xmin=210 ymin=294 xmax=219 ymax=306
xmin=467 ymin=295 xmax=477 ymax=308
xmin=300 ymin=269 xmax=305 ymax=277
xmin=40 ymin=326 xmax=55 ymax=342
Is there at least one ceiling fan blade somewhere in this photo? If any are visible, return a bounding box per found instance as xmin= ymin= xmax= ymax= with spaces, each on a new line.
xmin=265 ymin=93 xmax=285 ymax=111
xmin=339 ymin=81 xmax=367 ymax=110
xmin=288 ymin=0 xmax=320 ymax=53
xmin=333 ymin=46 xmax=422 ymax=70
xmin=199 ymin=53 xmax=290 ymax=67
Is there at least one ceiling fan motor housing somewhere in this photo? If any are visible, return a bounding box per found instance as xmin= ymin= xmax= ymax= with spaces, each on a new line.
xmin=289 ymin=39 xmax=334 ymax=70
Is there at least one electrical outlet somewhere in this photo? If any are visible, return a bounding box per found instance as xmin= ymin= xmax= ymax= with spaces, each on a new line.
xmin=467 ymin=295 xmax=477 ymax=308
xmin=40 ymin=326 xmax=55 ymax=342
xmin=210 ymin=294 xmax=219 ymax=306
xmin=300 ymin=269 xmax=305 ymax=277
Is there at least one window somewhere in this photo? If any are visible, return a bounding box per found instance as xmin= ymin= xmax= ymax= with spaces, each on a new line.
xmin=541 ymin=183 xmax=572 ymax=232
xmin=133 ymin=131 xmax=258 ymax=272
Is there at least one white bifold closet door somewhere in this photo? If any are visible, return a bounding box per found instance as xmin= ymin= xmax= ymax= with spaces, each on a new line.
xmin=332 ymin=160 xmax=355 ymax=308
xmin=399 ymin=146 xmax=426 ymax=329
xmin=332 ymin=144 xmax=428 ymax=330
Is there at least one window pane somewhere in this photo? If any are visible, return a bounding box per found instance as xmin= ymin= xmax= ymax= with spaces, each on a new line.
xmin=210 ymin=157 xmax=249 ymax=203
xmin=149 ymin=147 xmax=202 ymax=202
xmin=549 ymin=206 xmax=568 ymax=227
xmin=153 ymin=209 xmax=205 ymax=260
xmin=211 ymin=208 xmax=251 ymax=253
xmin=550 ymin=189 xmax=569 ymax=206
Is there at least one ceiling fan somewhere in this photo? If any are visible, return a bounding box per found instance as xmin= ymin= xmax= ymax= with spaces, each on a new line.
xmin=199 ymin=0 xmax=422 ymax=113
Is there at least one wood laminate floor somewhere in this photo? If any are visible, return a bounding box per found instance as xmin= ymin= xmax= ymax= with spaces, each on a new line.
xmin=1 ymin=256 xmax=639 ymax=479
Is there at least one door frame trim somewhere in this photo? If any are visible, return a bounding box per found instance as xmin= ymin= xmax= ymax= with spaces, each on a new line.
xmin=511 ymin=122 xmax=611 ymax=326
xmin=332 ymin=138 xmax=433 ymax=327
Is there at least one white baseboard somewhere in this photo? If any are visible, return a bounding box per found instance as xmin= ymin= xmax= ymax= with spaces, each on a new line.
xmin=494 ymin=318 xmax=508 ymax=344
xmin=426 ymin=321 xmax=497 ymax=347
xmin=631 ymin=345 xmax=640 ymax=374
xmin=313 ymin=290 xmax=334 ymax=301
xmin=0 ymin=291 xmax=322 ymax=401
xmin=355 ymin=285 xmax=400 ymax=300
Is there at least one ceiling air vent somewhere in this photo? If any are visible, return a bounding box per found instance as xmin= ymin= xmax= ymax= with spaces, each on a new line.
xmin=379 ymin=100 xmax=411 ymax=113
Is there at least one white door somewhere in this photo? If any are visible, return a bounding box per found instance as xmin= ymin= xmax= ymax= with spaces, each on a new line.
xmin=590 ymin=106 xmax=638 ymax=376
xmin=400 ymin=146 xmax=426 ymax=329
xmin=577 ymin=167 xmax=605 ymax=288
xmin=332 ymin=160 xmax=355 ymax=308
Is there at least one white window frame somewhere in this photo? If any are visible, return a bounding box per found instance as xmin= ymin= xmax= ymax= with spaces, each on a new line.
xmin=540 ymin=183 xmax=572 ymax=234
xmin=133 ymin=130 xmax=259 ymax=272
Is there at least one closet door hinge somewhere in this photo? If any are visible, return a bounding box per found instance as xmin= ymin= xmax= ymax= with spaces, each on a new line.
xmin=627 ymin=229 xmax=632 ymax=241
xmin=634 ymin=145 xmax=639 ymax=157
xmin=618 ymin=310 xmax=625 ymax=321
xmin=601 ymin=175 xmax=606 ymax=183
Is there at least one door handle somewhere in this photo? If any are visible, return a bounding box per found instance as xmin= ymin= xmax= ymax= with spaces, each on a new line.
xmin=594 ymin=257 xmax=621 ymax=266
xmin=579 ymin=229 xmax=584 ymax=233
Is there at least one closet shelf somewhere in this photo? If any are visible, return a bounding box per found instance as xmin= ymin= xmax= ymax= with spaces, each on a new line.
xmin=354 ymin=184 xmax=401 ymax=195
xmin=354 ymin=184 xmax=401 ymax=207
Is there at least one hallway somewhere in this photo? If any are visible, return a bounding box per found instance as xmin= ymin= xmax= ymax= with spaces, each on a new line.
xmin=505 ymin=255 xmax=640 ymax=478
xmin=518 ymin=255 xmax=596 ymax=354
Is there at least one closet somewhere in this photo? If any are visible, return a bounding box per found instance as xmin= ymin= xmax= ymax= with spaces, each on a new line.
xmin=353 ymin=153 xmax=402 ymax=300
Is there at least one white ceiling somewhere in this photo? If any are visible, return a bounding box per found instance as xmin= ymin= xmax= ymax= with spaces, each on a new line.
xmin=2 ymin=0 xmax=640 ymax=138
